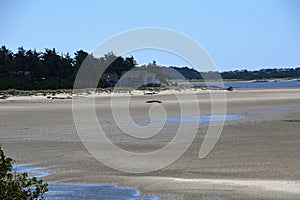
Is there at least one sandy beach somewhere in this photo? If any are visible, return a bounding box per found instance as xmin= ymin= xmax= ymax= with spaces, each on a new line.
xmin=1 ymin=88 xmax=300 ymax=199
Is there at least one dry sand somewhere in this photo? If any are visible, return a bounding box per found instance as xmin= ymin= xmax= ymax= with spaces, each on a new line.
xmin=1 ymin=88 xmax=300 ymax=199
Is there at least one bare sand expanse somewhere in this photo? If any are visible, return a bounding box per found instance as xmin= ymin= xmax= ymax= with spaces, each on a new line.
xmin=1 ymin=88 xmax=300 ymax=199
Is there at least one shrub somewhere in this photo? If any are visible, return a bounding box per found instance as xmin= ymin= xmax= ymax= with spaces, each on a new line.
xmin=0 ymin=145 xmax=48 ymax=199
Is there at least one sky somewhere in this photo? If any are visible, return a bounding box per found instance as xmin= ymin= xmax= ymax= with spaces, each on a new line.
xmin=1 ymin=0 xmax=300 ymax=71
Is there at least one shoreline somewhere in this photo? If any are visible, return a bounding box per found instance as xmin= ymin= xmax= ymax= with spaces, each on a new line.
xmin=1 ymin=87 xmax=300 ymax=101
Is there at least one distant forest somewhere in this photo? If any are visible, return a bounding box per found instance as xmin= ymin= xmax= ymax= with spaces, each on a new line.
xmin=0 ymin=46 xmax=136 ymax=90
xmin=0 ymin=46 xmax=299 ymax=90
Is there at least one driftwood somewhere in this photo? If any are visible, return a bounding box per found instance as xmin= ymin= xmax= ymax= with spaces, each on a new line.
xmin=146 ymin=99 xmax=162 ymax=103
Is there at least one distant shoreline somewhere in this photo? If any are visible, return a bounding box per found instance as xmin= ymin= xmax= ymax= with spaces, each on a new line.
xmin=1 ymin=87 xmax=300 ymax=102
xmin=1 ymin=78 xmax=300 ymax=94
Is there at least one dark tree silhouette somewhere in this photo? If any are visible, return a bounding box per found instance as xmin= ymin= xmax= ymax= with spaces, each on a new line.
xmin=0 ymin=45 xmax=299 ymax=90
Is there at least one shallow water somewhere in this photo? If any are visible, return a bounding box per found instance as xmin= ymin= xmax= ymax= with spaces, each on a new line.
xmin=192 ymin=80 xmax=300 ymax=88
xmin=12 ymin=164 xmax=158 ymax=200
xmin=12 ymin=163 xmax=51 ymax=178
xmin=164 ymin=114 xmax=244 ymax=122
xmin=46 ymin=184 xmax=158 ymax=200
xmin=151 ymin=114 xmax=245 ymax=122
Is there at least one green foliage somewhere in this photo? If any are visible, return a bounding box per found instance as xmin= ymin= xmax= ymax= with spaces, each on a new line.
xmin=0 ymin=146 xmax=48 ymax=200
xmin=171 ymin=66 xmax=202 ymax=80
xmin=219 ymin=68 xmax=300 ymax=80
xmin=1 ymin=45 xmax=300 ymax=90
xmin=0 ymin=46 xmax=137 ymax=90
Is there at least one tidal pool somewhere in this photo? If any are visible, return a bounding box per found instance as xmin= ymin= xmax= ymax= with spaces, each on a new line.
xmin=12 ymin=163 xmax=51 ymax=178
xmin=45 ymin=184 xmax=158 ymax=200
xmin=151 ymin=114 xmax=245 ymax=122
xmin=12 ymin=164 xmax=158 ymax=200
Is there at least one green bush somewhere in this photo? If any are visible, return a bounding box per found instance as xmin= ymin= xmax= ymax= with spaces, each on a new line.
xmin=0 ymin=145 xmax=48 ymax=200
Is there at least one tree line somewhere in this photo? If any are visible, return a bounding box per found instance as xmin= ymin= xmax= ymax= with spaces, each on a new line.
xmin=0 ymin=46 xmax=136 ymax=90
xmin=0 ymin=46 xmax=299 ymax=90
xmin=220 ymin=68 xmax=300 ymax=80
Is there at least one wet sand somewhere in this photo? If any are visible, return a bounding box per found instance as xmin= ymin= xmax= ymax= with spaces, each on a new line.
xmin=1 ymin=88 xmax=300 ymax=199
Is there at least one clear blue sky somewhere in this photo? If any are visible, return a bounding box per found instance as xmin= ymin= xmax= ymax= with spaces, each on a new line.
xmin=1 ymin=0 xmax=299 ymax=71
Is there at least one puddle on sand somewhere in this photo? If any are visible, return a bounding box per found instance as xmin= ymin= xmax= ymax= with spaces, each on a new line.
xmin=12 ymin=164 xmax=158 ymax=200
xmin=45 ymin=184 xmax=158 ymax=200
xmin=12 ymin=163 xmax=51 ymax=178
xmin=154 ymin=114 xmax=245 ymax=122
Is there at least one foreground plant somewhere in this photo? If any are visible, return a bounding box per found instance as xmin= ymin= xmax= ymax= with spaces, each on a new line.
xmin=0 ymin=145 xmax=48 ymax=200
